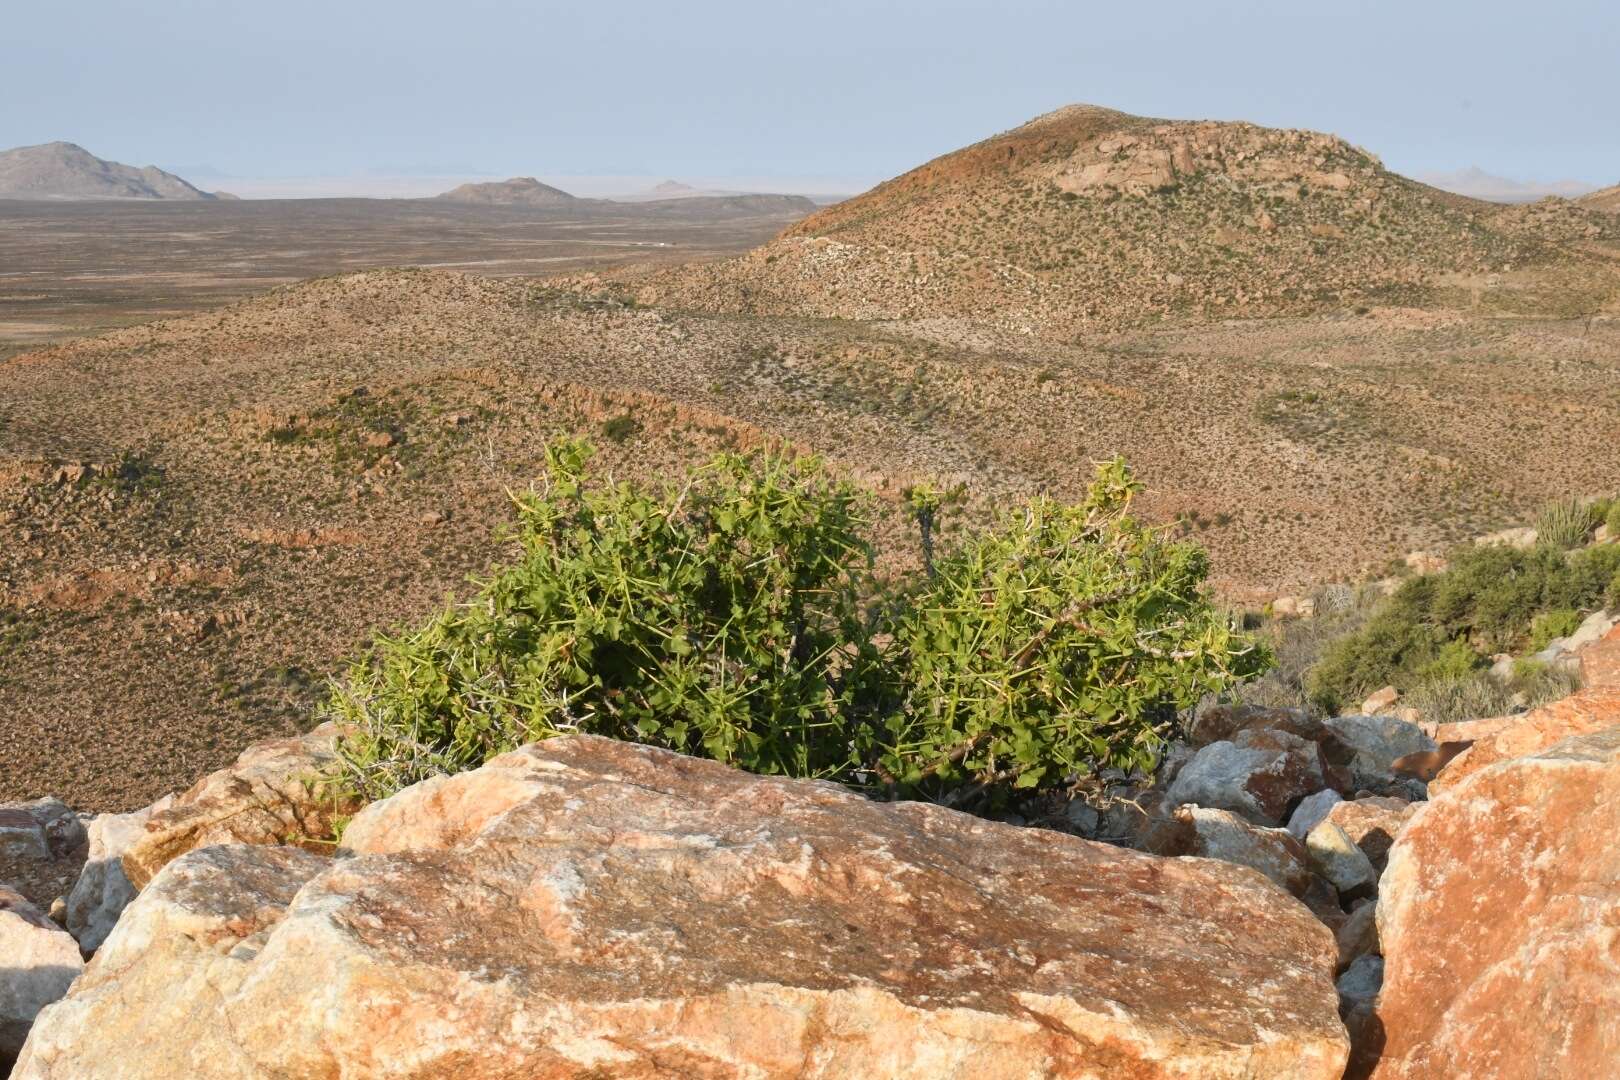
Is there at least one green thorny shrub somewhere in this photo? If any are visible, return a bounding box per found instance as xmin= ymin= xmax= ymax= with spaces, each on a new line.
xmin=873 ymin=458 xmax=1271 ymax=803
xmin=329 ymin=442 xmax=1271 ymax=806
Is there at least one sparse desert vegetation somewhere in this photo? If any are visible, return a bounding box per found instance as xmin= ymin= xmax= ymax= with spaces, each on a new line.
xmin=3 ymin=107 xmax=1619 ymax=813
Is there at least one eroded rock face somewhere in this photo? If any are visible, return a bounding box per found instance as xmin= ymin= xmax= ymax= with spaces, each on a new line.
xmin=118 ymin=721 xmax=353 ymax=891
xmin=1165 ymin=727 xmax=1329 ymax=825
xmin=1369 ymin=728 xmax=1620 ymax=1078
xmin=0 ymin=886 xmax=83 ymax=1064
xmin=17 ymin=736 xmax=1350 ymax=1079
xmin=63 ymin=797 xmax=171 ymax=953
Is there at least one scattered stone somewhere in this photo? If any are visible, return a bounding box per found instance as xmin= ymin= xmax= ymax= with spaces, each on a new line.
xmin=15 ymin=736 xmax=1350 ymax=1079
xmin=1162 ymin=804 xmax=1314 ymax=896
xmin=1286 ymin=788 xmax=1343 ymax=840
xmin=0 ymin=885 xmax=84 ymax=1064
xmin=1335 ymin=901 xmax=1379 ymax=971
xmin=1166 ymin=727 xmax=1330 ymax=825
xmin=1337 ymin=954 xmax=1383 ymax=1010
xmin=1306 ymin=820 xmax=1378 ymax=897
xmin=1322 ymin=797 xmax=1414 ymax=872
xmin=1373 ymin=727 xmax=1620 ymax=1077
xmin=1359 ymin=685 xmax=1399 ymax=715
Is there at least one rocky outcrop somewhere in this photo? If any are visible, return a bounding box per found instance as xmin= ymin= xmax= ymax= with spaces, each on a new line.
xmin=0 ymin=886 xmax=83 ymax=1065
xmin=16 ymin=735 xmax=1350 ymax=1079
xmin=1165 ymin=727 xmax=1330 ymax=825
xmin=1430 ymin=624 xmax=1620 ymax=793
xmin=117 ymin=721 xmax=351 ymax=891
xmin=60 ymin=723 xmax=350 ymax=953
xmin=1368 ymin=728 xmax=1620 ymax=1077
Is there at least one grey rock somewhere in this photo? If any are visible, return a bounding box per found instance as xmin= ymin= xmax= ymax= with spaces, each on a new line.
xmin=1306 ymin=820 xmax=1379 ymax=896
xmin=1287 ymin=789 xmax=1344 ymax=841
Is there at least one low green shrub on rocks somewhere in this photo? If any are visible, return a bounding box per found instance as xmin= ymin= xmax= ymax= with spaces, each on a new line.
xmin=329 ymin=442 xmax=1269 ymax=805
xmin=1306 ymin=540 xmax=1620 ymax=714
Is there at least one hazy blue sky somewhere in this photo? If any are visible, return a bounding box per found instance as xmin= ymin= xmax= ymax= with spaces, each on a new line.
xmin=4 ymin=0 xmax=1616 ymax=189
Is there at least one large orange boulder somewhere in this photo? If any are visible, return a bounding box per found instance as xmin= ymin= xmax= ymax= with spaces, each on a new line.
xmin=16 ymin=736 xmax=1350 ymax=1079
xmin=1430 ymin=624 xmax=1620 ymax=794
xmin=1367 ymin=727 xmax=1620 ymax=1077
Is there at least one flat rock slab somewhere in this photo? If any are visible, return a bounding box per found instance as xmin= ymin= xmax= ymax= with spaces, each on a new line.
xmin=1369 ymin=728 xmax=1620 ymax=1078
xmin=17 ymin=735 xmax=1349 ymax=1079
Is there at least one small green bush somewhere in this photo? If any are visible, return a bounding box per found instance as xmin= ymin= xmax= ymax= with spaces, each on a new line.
xmin=1529 ymin=608 xmax=1582 ymax=652
xmin=331 ymin=444 xmax=1270 ymax=805
xmin=1607 ymin=499 xmax=1620 ymax=539
xmin=1307 ymin=532 xmax=1617 ymax=713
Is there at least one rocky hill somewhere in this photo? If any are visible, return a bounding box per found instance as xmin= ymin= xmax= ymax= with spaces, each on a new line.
xmin=1582 ymin=183 xmax=1620 ymax=213
xmin=615 ymin=105 xmax=1612 ymax=334
xmin=435 ymin=176 xmax=583 ymax=208
xmin=0 ymin=142 xmax=217 ymax=201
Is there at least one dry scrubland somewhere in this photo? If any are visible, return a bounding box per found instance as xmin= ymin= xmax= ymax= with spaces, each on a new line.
xmin=0 ymin=196 xmax=802 ymax=359
xmin=3 ymin=105 xmax=1620 ymax=810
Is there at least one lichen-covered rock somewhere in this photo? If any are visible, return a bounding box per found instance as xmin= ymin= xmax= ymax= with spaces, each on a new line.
xmin=0 ymin=885 xmax=83 ymax=1064
xmin=119 ymin=722 xmax=354 ymax=891
xmin=1320 ymin=715 xmax=1434 ymax=794
xmin=1370 ymin=728 xmax=1620 ymax=1078
xmin=16 ymin=736 xmax=1350 ymax=1079
xmin=1166 ymin=727 xmax=1330 ymax=825
xmin=62 ymin=796 xmax=171 ymax=953
xmin=1161 ymin=805 xmax=1313 ymax=896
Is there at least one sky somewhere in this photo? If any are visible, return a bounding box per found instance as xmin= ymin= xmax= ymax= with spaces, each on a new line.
xmin=3 ymin=0 xmax=1617 ymax=196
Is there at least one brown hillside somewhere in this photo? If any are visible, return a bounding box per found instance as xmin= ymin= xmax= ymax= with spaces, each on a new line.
xmin=613 ymin=105 xmax=1613 ymax=334
xmin=1582 ymin=184 xmax=1620 ymax=213
xmin=5 ymin=267 xmax=1620 ymax=810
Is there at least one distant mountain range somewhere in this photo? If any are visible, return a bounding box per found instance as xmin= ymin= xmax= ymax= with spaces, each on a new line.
xmin=435 ymin=176 xmax=816 ymax=215
xmin=0 ymin=142 xmax=229 ymax=201
xmin=1416 ymin=166 xmax=1598 ymax=204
